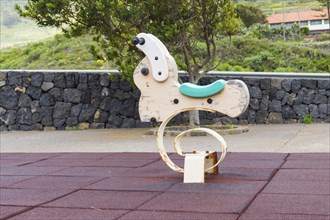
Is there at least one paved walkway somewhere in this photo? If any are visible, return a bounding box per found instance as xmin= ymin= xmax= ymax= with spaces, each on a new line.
xmin=0 ymin=124 xmax=329 ymax=219
xmin=1 ymin=123 xmax=330 ymax=153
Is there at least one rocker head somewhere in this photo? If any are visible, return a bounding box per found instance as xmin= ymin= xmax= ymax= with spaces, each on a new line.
xmin=132 ymin=33 xmax=171 ymax=82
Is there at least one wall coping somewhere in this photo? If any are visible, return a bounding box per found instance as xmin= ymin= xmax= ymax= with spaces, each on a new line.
xmin=1 ymin=70 xmax=329 ymax=79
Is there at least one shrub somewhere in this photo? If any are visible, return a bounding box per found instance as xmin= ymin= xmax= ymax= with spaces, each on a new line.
xmin=300 ymin=27 xmax=310 ymax=36
xmin=274 ymin=67 xmax=295 ymax=72
xmin=243 ymin=51 xmax=276 ymax=71
xmin=319 ymin=33 xmax=330 ymax=41
xmin=302 ymin=115 xmax=314 ymax=124
xmin=247 ymin=23 xmax=305 ymax=41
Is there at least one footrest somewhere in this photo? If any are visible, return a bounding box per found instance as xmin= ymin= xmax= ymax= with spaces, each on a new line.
xmin=184 ymin=153 xmax=207 ymax=183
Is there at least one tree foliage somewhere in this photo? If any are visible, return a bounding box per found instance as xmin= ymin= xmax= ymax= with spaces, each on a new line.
xmin=247 ymin=23 xmax=308 ymax=41
xmin=316 ymin=0 xmax=330 ymax=35
xmin=235 ymin=4 xmax=266 ymax=28
xmin=16 ymin=0 xmax=242 ymax=84
xmin=219 ymin=1 xmax=244 ymax=37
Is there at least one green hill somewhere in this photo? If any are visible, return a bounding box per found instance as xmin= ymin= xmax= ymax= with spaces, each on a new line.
xmin=0 ymin=0 xmax=323 ymax=49
xmin=1 ymin=34 xmax=329 ymax=73
xmin=0 ymin=35 xmax=102 ymax=70
xmin=1 ymin=0 xmax=328 ymax=73
xmin=0 ymin=0 xmax=58 ymax=49
xmin=235 ymin=0 xmax=321 ymax=15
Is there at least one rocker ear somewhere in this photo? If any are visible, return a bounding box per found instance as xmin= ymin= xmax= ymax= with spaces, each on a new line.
xmin=131 ymin=36 xmax=140 ymax=45
xmin=131 ymin=36 xmax=145 ymax=45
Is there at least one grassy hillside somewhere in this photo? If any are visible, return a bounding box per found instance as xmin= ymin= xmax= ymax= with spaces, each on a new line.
xmin=0 ymin=35 xmax=102 ymax=70
xmin=0 ymin=0 xmax=323 ymax=49
xmin=0 ymin=0 xmax=58 ymax=49
xmin=1 ymin=0 xmax=328 ymax=73
xmin=217 ymin=36 xmax=330 ymax=73
xmin=1 ymin=34 xmax=329 ymax=73
xmin=236 ymin=0 xmax=321 ymax=15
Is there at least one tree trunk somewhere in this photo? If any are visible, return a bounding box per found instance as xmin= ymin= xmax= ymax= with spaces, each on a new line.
xmin=188 ymin=73 xmax=200 ymax=126
xmin=189 ymin=110 xmax=200 ymax=126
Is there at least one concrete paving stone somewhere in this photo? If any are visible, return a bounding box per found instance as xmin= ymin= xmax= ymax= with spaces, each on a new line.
xmin=138 ymin=192 xmax=254 ymax=213
xmin=125 ymin=161 xmax=183 ymax=179
xmin=263 ymin=180 xmax=330 ymax=195
xmin=169 ymin=158 xmax=184 ymax=167
xmin=85 ymin=158 xmax=158 ymax=168
xmin=105 ymin=152 xmax=162 ymax=160
xmin=10 ymin=207 xmax=129 ymax=220
xmin=164 ymin=153 xmax=188 ymax=160
xmin=0 ymin=206 xmax=31 ymax=219
xmin=48 ymin=166 xmax=133 ymax=177
xmin=272 ymin=169 xmax=330 ymax=181
xmin=220 ymin=158 xmax=284 ymax=169
xmin=1 ymin=124 xmax=329 ymax=153
xmin=127 ymin=164 xmax=277 ymax=181
xmin=282 ymin=160 xmax=330 ymax=169
xmin=0 ymin=166 xmax=67 ymax=176
xmin=167 ymin=180 xmax=267 ymax=195
xmin=239 ymin=213 xmax=330 ymax=220
xmin=244 ymin=194 xmax=330 ymax=215
xmin=0 ymin=176 xmax=35 ymax=188
xmin=1 ymin=153 xmax=63 ymax=160
xmin=214 ymin=167 xmax=278 ymax=181
xmin=8 ymin=176 xmax=105 ymax=190
xmin=85 ymin=176 xmax=177 ymax=191
xmin=132 ymin=153 xmax=185 ymax=163
xmin=0 ymin=188 xmax=74 ymax=206
xmin=0 ymin=153 xmax=19 ymax=159
xmin=52 ymin=152 xmax=112 ymax=159
xmin=287 ymin=153 xmax=330 ymax=161
xmin=0 ymin=159 xmax=42 ymax=167
xmin=23 ymin=158 xmax=97 ymax=167
xmin=43 ymin=190 xmax=160 ymax=210
xmin=224 ymin=152 xmax=288 ymax=160
xmin=119 ymin=210 xmax=239 ymax=220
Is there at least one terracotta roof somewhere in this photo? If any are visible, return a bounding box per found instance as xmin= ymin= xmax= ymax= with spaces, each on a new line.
xmin=267 ymin=9 xmax=328 ymax=24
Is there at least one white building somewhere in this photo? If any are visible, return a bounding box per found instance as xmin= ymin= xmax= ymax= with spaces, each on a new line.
xmin=267 ymin=9 xmax=329 ymax=33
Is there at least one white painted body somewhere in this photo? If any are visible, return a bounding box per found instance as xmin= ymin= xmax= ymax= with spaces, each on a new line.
xmin=132 ymin=33 xmax=249 ymax=183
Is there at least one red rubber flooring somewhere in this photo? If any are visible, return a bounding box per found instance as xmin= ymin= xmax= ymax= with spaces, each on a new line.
xmin=0 ymin=152 xmax=329 ymax=220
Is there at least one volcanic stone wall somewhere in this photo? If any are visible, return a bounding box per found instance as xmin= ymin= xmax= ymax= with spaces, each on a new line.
xmin=0 ymin=71 xmax=329 ymax=131
xmin=198 ymin=76 xmax=330 ymax=125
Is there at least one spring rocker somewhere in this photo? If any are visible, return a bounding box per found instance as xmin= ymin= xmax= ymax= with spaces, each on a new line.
xmin=132 ymin=33 xmax=250 ymax=183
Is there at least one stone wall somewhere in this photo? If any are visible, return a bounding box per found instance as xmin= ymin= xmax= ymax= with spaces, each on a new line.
xmin=198 ymin=75 xmax=330 ymax=125
xmin=0 ymin=71 xmax=329 ymax=131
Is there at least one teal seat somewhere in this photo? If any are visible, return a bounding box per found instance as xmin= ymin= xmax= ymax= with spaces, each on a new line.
xmin=179 ymin=80 xmax=226 ymax=98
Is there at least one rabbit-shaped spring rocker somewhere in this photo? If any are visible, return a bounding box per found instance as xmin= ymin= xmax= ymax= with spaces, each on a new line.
xmin=132 ymin=33 xmax=250 ymax=183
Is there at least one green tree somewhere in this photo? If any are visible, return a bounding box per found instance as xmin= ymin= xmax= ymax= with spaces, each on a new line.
xmin=235 ymin=4 xmax=267 ymax=28
xmin=219 ymin=0 xmax=243 ymax=43
xmin=16 ymin=0 xmax=242 ymax=125
xmin=317 ymin=0 xmax=330 ymax=35
xmin=16 ymin=0 xmax=241 ymax=84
